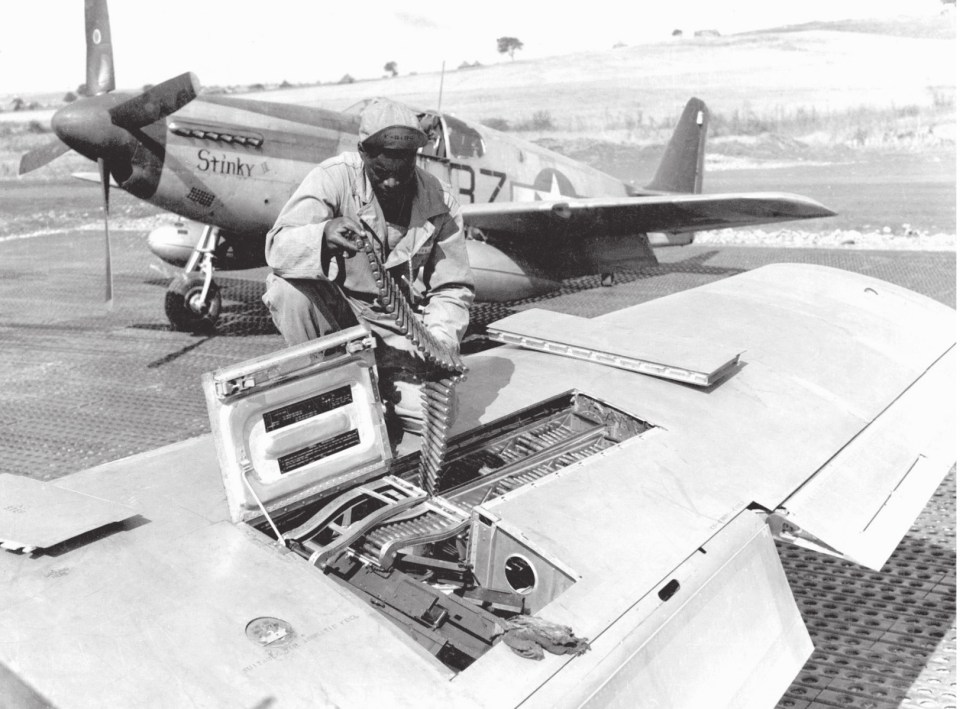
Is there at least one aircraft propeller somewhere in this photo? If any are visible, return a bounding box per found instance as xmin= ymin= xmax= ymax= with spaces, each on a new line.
xmin=98 ymin=157 xmax=113 ymax=304
xmin=17 ymin=0 xmax=199 ymax=304
xmin=107 ymin=73 xmax=199 ymax=130
xmin=17 ymin=140 xmax=73 ymax=176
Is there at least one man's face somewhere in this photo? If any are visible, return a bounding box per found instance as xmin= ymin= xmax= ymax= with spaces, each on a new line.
xmin=360 ymin=143 xmax=418 ymax=205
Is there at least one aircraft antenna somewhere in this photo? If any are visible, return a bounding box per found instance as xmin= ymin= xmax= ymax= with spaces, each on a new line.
xmin=437 ymin=60 xmax=445 ymax=112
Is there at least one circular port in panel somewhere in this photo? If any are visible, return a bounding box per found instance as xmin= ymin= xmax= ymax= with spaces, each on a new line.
xmin=504 ymin=554 xmax=537 ymax=594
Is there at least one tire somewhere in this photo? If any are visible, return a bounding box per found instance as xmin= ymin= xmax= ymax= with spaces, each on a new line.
xmin=164 ymin=272 xmax=222 ymax=331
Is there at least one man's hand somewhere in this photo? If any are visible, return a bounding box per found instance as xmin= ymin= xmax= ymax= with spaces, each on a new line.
xmin=323 ymin=217 xmax=365 ymax=257
xmin=427 ymin=325 xmax=460 ymax=355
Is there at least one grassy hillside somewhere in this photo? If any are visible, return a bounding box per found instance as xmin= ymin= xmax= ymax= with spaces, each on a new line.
xmin=257 ymin=24 xmax=954 ymax=137
xmin=1 ymin=15 xmax=954 ymax=182
xmin=758 ymin=14 xmax=957 ymax=39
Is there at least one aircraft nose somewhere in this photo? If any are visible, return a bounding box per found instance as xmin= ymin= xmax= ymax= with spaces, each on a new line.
xmin=51 ymin=95 xmax=133 ymax=164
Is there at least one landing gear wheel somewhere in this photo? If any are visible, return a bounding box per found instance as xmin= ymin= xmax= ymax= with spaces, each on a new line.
xmin=164 ymin=272 xmax=222 ymax=332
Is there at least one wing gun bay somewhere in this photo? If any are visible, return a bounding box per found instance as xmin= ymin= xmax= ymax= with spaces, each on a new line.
xmin=0 ymin=264 xmax=954 ymax=708
xmin=204 ymin=324 xmax=653 ymax=672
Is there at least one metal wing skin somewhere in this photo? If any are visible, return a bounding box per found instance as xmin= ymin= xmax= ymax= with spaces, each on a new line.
xmin=0 ymin=264 xmax=952 ymax=709
xmin=461 ymin=191 xmax=835 ymax=236
xmin=468 ymin=263 xmax=955 ymax=573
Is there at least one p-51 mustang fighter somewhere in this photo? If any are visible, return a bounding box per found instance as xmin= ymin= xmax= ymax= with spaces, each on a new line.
xmin=20 ymin=0 xmax=834 ymax=331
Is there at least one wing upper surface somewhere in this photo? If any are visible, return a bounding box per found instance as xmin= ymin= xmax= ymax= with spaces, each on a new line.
xmin=465 ymin=264 xmax=955 ymax=570
xmin=460 ymin=192 xmax=835 ymax=235
xmin=0 ymin=263 xmax=951 ymax=707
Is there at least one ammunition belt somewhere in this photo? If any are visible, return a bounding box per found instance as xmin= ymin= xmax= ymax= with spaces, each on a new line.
xmin=357 ymin=222 xmax=466 ymax=496
xmin=357 ymin=497 xmax=470 ymax=569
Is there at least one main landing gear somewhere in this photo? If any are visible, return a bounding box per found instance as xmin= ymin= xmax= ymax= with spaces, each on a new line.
xmin=165 ymin=224 xmax=222 ymax=331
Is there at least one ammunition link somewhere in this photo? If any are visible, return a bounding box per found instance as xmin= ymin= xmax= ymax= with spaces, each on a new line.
xmin=357 ymin=223 xmax=467 ymax=496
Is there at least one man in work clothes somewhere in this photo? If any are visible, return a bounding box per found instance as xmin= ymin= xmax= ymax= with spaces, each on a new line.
xmin=263 ymin=98 xmax=475 ymax=434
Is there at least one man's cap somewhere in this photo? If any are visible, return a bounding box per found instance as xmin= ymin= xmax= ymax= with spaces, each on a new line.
xmin=359 ymin=98 xmax=428 ymax=151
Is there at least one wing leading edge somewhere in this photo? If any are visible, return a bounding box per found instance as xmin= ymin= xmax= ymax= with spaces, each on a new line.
xmin=461 ymin=192 xmax=835 ymax=236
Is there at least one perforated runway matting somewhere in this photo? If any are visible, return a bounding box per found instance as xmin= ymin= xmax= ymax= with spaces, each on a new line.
xmin=0 ymin=232 xmax=954 ymax=707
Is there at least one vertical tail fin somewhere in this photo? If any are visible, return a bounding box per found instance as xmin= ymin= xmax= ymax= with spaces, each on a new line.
xmin=645 ymin=98 xmax=708 ymax=194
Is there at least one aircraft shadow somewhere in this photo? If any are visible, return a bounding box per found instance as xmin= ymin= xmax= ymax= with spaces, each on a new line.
xmin=134 ymin=249 xmax=740 ymax=345
xmin=465 ymin=249 xmax=742 ymax=351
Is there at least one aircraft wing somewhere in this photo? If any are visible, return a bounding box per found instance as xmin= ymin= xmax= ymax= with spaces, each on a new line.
xmin=460 ymin=191 xmax=834 ymax=235
xmin=476 ymin=263 xmax=955 ymax=573
xmin=0 ymin=264 xmax=952 ymax=709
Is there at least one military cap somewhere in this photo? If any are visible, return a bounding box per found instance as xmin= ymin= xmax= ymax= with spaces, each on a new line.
xmin=359 ymin=97 xmax=428 ymax=150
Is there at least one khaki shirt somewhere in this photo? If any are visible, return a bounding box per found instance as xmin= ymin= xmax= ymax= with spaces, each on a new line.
xmin=265 ymin=152 xmax=475 ymax=348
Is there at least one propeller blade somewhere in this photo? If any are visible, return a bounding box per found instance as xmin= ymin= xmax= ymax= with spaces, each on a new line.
xmin=108 ymin=72 xmax=200 ymax=130
xmin=98 ymin=157 xmax=114 ymax=306
xmin=18 ymin=139 xmax=71 ymax=175
xmin=70 ymin=171 xmax=120 ymax=186
xmin=85 ymin=0 xmax=116 ymax=94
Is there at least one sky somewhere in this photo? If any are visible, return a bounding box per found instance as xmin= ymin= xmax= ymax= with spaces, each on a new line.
xmin=0 ymin=0 xmax=946 ymax=96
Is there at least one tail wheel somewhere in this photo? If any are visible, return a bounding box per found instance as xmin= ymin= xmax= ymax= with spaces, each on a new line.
xmin=165 ymin=272 xmax=222 ymax=331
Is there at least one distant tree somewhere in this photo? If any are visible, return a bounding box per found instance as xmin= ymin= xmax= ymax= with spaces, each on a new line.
xmin=280 ymin=79 xmax=292 ymax=88
xmin=672 ymin=29 xmax=683 ymax=37
xmin=142 ymin=84 xmax=154 ymax=92
xmin=63 ymin=91 xmax=78 ymax=103
xmin=526 ymin=110 xmax=554 ymax=131
xmin=612 ymin=41 xmax=627 ymax=49
xmin=496 ymin=37 xmax=524 ymax=59
xmin=338 ymin=74 xmax=355 ymax=84
xmin=10 ymin=97 xmax=24 ymax=111
xmin=384 ymin=61 xmax=398 ymax=77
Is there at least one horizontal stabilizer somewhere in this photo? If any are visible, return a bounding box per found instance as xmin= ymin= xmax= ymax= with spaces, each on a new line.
xmin=461 ymin=192 xmax=835 ymax=237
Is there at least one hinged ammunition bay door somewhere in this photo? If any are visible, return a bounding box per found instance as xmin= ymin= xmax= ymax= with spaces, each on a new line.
xmin=203 ymin=326 xmax=393 ymax=524
xmin=487 ymin=308 xmax=741 ymax=386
